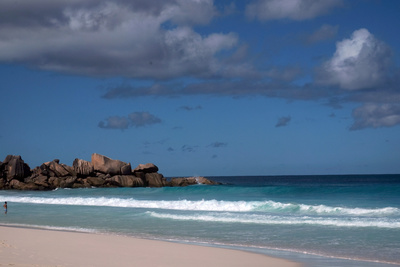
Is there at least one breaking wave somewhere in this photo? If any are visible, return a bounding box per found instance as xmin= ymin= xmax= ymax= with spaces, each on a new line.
xmin=4 ymin=196 xmax=399 ymax=217
xmin=147 ymin=211 xmax=400 ymax=228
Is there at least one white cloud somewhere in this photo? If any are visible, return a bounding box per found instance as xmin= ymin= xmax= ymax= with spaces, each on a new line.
xmin=128 ymin=112 xmax=162 ymax=127
xmin=0 ymin=0 xmax=241 ymax=79
xmin=246 ymin=0 xmax=343 ymax=21
xmin=98 ymin=116 xmax=130 ymax=130
xmin=350 ymin=104 xmax=400 ymax=130
xmin=99 ymin=112 xmax=161 ymax=130
xmin=163 ymin=26 xmax=238 ymax=77
xmin=318 ymin=28 xmax=393 ymax=90
xmin=163 ymin=0 xmax=216 ymax=26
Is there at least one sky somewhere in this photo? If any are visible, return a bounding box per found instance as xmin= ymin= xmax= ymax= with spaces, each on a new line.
xmin=1 ymin=0 xmax=400 ymax=177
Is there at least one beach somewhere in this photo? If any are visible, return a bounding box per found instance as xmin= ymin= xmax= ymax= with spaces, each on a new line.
xmin=1 ymin=175 xmax=399 ymax=266
xmin=0 ymin=225 xmax=301 ymax=267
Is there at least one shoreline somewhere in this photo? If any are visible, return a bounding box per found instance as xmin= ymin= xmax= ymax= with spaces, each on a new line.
xmin=2 ymin=225 xmax=398 ymax=267
xmin=0 ymin=225 xmax=302 ymax=267
xmin=1 ymin=225 xmax=399 ymax=267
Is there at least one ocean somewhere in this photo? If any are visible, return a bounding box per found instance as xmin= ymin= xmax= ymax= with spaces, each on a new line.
xmin=1 ymin=174 xmax=399 ymax=266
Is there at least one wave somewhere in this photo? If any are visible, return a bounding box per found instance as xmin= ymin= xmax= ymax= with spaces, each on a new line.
xmin=4 ymin=196 xmax=399 ymax=216
xmin=0 ymin=222 xmax=99 ymax=233
xmin=147 ymin=212 xmax=400 ymax=229
xmin=256 ymin=202 xmax=400 ymax=216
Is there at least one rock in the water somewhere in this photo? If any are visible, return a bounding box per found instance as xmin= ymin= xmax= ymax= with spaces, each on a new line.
xmin=73 ymin=158 xmax=94 ymax=177
xmin=0 ymin=153 xmax=221 ymax=190
xmin=145 ymin=173 xmax=166 ymax=187
xmin=168 ymin=176 xmax=221 ymax=187
xmin=168 ymin=177 xmax=195 ymax=187
xmin=59 ymin=177 xmax=77 ymax=188
xmin=1 ymin=155 xmax=31 ymax=181
xmin=8 ymin=179 xmax=43 ymax=190
xmin=108 ymin=175 xmax=144 ymax=187
xmin=39 ymin=160 xmax=76 ymax=178
xmin=33 ymin=175 xmax=49 ymax=187
xmin=86 ymin=177 xmax=106 ymax=187
xmin=133 ymin=163 xmax=158 ymax=173
xmin=91 ymin=153 xmax=132 ymax=176
xmin=48 ymin=177 xmax=61 ymax=188
xmin=195 ymin=176 xmax=221 ymax=185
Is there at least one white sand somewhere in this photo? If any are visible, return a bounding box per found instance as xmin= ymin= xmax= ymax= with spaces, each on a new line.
xmin=0 ymin=226 xmax=302 ymax=267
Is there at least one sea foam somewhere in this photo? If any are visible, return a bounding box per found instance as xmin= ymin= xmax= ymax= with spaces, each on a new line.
xmin=4 ymin=196 xmax=399 ymax=217
xmin=147 ymin=211 xmax=400 ymax=228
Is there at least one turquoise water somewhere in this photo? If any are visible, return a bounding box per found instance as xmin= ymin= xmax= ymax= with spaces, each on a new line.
xmin=1 ymin=175 xmax=399 ymax=266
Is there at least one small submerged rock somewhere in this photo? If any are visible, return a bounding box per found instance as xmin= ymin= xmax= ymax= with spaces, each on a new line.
xmin=168 ymin=176 xmax=221 ymax=187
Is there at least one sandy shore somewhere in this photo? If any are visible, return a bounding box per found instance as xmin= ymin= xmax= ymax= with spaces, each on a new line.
xmin=0 ymin=225 xmax=301 ymax=267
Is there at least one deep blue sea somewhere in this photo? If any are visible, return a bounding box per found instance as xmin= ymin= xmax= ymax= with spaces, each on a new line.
xmin=1 ymin=175 xmax=399 ymax=266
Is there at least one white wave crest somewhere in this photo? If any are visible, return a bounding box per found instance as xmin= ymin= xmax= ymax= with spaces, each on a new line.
xmin=4 ymin=196 xmax=255 ymax=211
xmin=147 ymin=212 xmax=400 ymax=229
xmin=4 ymin=196 xmax=399 ymax=216
xmin=259 ymin=201 xmax=400 ymax=216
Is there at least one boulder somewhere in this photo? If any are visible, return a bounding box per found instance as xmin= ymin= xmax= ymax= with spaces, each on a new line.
xmin=1 ymin=155 xmax=31 ymax=181
xmin=48 ymin=177 xmax=62 ymax=188
xmin=8 ymin=179 xmax=21 ymax=189
xmin=73 ymin=158 xmax=94 ymax=177
xmin=30 ymin=166 xmax=42 ymax=179
xmin=0 ymin=153 xmax=221 ymax=190
xmin=8 ymin=180 xmax=43 ymax=190
xmin=72 ymin=183 xmax=86 ymax=189
xmin=168 ymin=177 xmax=196 ymax=187
xmin=145 ymin=173 xmax=166 ymax=187
xmin=133 ymin=163 xmax=158 ymax=173
xmin=59 ymin=177 xmax=77 ymax=188
xmin=33 ymin=160 xmax=76 ymax=178
xmin=33 ymin=175 xmax=49 ymax=187
xmin=91 ymin=153 xmax=132 ymax=175
xmin=120 ymin=164 xmax=132 ymax=175
xmin=108 ymin=175 xmax=144 ymax=187
xmin=168 ymin=176 xmax=221 ymax=187
xmin=86 ymin=177 xmax=106 ymax=187
xmin=23 ymin=182 xmax=44 ymax=190
xmin=195 ymin=176 xmax=221 ymax=185
xmin=133 ymin=171 xmax=145 ymax=180
xmin=45 ymin=160 xmax=76 ymax=177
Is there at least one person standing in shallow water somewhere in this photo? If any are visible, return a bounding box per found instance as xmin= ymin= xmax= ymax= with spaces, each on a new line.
xmin=3 ymin=202 xmax=7 ymax=214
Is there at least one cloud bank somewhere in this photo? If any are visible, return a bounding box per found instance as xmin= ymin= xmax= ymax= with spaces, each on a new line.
xmin=98 ymin=112 xmax=161 ymax=129
xmin=318 ymin=29 xmax=393 ymax=90
xmin=350 ymin=104 xmax=400 ymax=130
xmin=245 ymin=0 xmax=343 ymax=21
xmin=0 ymin=0 xmax=399 ymax=131
xmin=317 ymin=28 xmax=400 ymax=130
xmin=0 ymin=0 xmax=243 ymax=79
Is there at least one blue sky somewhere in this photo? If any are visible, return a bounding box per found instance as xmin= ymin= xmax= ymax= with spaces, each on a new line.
xmin=1 ymin=0 xmax=399 ymax=176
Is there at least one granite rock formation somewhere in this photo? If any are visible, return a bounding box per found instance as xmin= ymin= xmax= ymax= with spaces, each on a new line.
xmin=73 ymin=158 xmax=94 ymax=177
xmin=92 ymin=153 xmax=132 ymax=176
xmin=0 ymin=154 xmax=219 ymax=190
xmin=1 ymin=155 xmax=31 ymax=181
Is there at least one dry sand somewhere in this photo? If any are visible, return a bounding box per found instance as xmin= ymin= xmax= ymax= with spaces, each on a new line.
xmin=0 ymin=225 xmax=302 ymax=267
